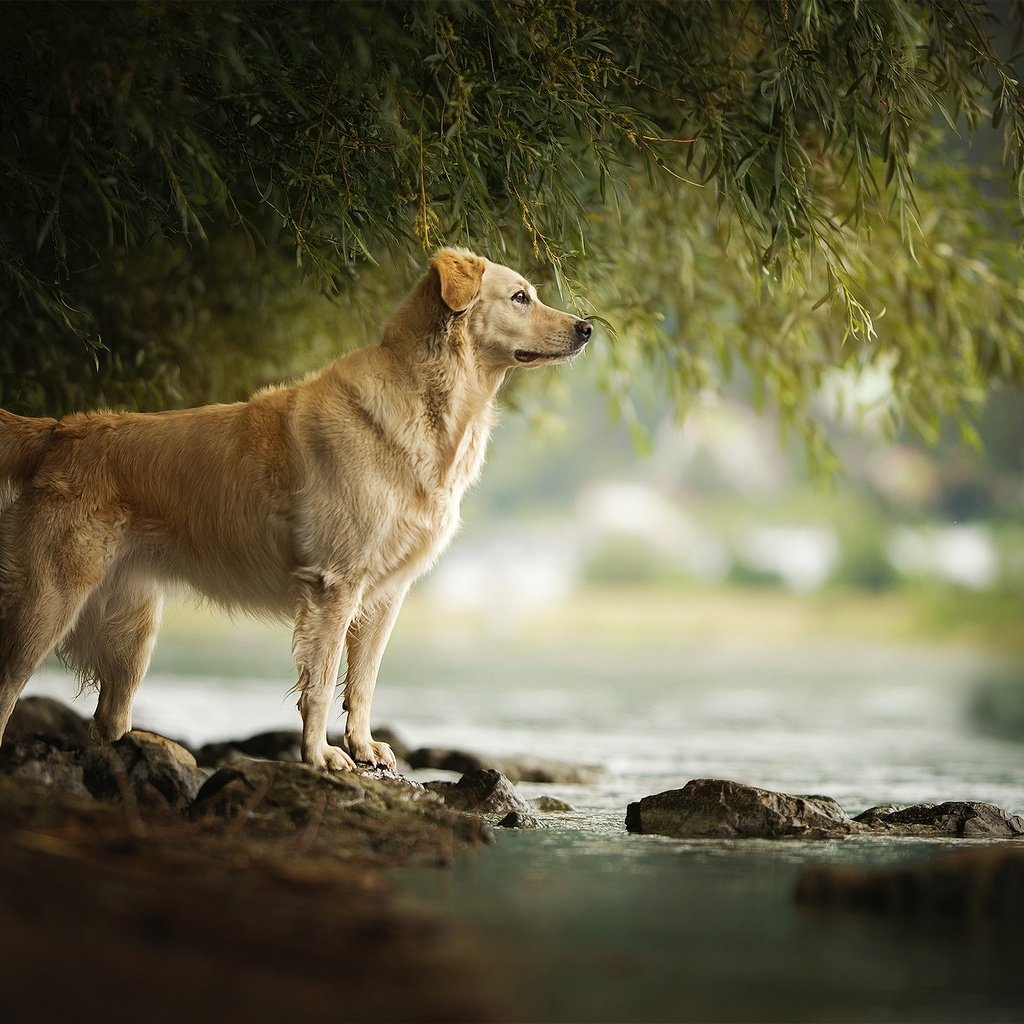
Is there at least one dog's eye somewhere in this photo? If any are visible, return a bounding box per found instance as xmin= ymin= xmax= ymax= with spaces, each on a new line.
xmin=511 ymin=290 xmax=530 ymax=305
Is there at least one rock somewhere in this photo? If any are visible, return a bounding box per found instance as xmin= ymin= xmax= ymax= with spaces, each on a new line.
xmin=0 ymin=737 xmax=93 ymax=799
xmin=425 ymin=768 xmax=534 ymax=818
xmin=0 ymin=729 xmax=205 ymax=812
xmin=531 ymin=795 xmax=576 ymax=813
xmin=852 ymin=803 xmax=902 ymax=826
xmin=409 ymin=746 xmax=487 ymax=775
xmin=192 ymin=757 xmax=490 ymax=862
xmin=6 ymin=696 xmax=91 ymax=745
xmin=626 ymin=780 xmax=1024 ymax=841
xmin=196 ymin=730 xmax=304 ymax=767
xmin=625 ymin=779 xmax=856 ymax=839
xmin=408 ymin=746 xmax=600 ymax=784
xmin=864 ymin=801 xmax=1024 ymax=838
xmin=86 ymin=731 xmax=206 ymax=812
xmin=796 ymin=847 xmax=1024 ymax=926
xmin=497 ymin=810 xmax=541 ymax=829
xmin=503 ymin=757 xmax=601 ymax=785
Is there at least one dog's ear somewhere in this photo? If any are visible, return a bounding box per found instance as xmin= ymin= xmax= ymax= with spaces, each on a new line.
xmin=431 ymin=248 xmax=485 ymax=313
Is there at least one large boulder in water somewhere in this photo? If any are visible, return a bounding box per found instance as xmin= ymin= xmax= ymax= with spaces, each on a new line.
xmin=626 ymin=779 xmax=855 ymax=839
xmin=626 ymin=779 xmax=1024 ymax=841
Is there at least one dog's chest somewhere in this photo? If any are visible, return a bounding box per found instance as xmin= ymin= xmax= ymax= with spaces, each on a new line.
xmin=379 ymin=421 xmax=490 ymax=584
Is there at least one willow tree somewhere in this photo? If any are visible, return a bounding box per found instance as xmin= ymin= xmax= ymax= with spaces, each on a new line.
xmin=2 ymin=0 xmax=1022 ymax=457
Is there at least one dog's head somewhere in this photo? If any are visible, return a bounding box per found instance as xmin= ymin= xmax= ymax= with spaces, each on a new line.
xmin=430 ymin=248 xmax=592 ymax=369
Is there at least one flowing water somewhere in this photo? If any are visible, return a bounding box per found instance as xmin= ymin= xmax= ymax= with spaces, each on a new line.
xmin=22 ymin=606 xmax=1024 ymax=1022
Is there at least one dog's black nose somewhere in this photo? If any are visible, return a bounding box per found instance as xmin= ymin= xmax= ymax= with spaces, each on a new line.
xmin=575 ymin=320 xmax=593 ymax=341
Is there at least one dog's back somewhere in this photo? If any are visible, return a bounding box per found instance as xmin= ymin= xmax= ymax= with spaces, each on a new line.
xmin=0 ymin=409 xmax=57 ymax=510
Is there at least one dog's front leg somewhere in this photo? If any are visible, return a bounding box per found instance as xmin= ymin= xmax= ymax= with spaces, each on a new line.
xmin=292 ymin=571 xmax=362 ymax=771
xmin=342 ymin=585 xmax=409 ymax=770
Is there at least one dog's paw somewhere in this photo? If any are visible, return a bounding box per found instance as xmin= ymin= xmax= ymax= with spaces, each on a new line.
xmin=346 ymin=735 xmax=398 ymax=771
xmin=306 ymin=744 xmax=358 ymax=771
xmin=89 ymin=718 xmax=129 ymax=745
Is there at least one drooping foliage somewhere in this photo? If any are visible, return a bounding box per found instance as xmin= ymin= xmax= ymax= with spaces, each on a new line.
xmin=1 ymin=0 xmax=1022 ymax=455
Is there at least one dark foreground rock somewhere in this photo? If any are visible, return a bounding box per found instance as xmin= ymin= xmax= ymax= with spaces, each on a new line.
xmin=0 ymin=698 xmax=504 ymax=1020
xmin=409 ymin=745 xmax=601 ymax=784
xmin=626 ymin=779 xmax=1024 ymax=840
xmin=0 ymin=775 xmax=500 ymax=1023
xmin=796 ymin=846 xmax=1024 ymax=927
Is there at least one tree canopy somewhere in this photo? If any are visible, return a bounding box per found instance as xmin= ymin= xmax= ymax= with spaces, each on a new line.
xmin=2 ymin=0 xmax=1023 ymax=459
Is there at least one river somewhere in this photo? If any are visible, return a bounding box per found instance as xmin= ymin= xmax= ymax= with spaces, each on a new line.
xmin=22 ymin=602 xmax=1024 ymax=1022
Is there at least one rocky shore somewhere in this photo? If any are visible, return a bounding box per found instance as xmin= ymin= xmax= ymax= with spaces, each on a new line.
xmin=4 ymin=695 xmax=1024 ymax=1021
xmin=0 ymin=696 xmax=584 ymax=1023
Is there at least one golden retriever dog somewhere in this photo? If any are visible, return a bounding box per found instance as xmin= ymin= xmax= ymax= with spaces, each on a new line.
xmin=0 ymin=248 xmax=591 ymax=770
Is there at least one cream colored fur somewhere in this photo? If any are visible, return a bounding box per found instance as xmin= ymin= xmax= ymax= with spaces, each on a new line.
xmin=0 ymin=249 xmax=591 ymax=769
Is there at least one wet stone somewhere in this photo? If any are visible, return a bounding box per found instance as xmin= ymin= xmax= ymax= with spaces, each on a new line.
xmin=425 ymin=768 xmax=534 ymax=819
xmin=625 ymin=779 xmax=856 ymax=840
xmin=627 ymin=779 xmax=1024 ymax=842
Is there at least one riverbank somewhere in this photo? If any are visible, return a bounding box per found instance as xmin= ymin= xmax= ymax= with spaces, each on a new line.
xmin=4 ymin=690 xmax=1024 ymax=1024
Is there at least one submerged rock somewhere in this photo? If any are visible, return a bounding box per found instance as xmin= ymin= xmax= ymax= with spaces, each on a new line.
xmin=796 ymin=846 xmax=1024 ymax=926
xmin=193 ymin=757 xmax=491 ymax=861
xmin=409 ymin=746 xmax=600 ymax=785
xmin=626 ymin=779 xmax=855 ymax=839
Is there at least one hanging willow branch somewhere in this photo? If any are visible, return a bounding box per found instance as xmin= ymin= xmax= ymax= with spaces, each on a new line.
xmin=1 ymin=0 xmax=1022 ymax=447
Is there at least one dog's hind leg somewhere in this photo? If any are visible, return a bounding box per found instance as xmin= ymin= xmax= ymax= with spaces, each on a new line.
xmin=342 ymin=585 xmax=408 ymax=770
xmin=0 ymin=501 xmax=111 ymax=745
xmin=62 ymin=579 xmax=163 ymax=743
xmin=291 ymin=569 xmax=363 ymax=770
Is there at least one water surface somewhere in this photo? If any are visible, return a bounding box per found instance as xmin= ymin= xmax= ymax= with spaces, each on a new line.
xmin=24 ymin=617 xmax=1024 ymax=1022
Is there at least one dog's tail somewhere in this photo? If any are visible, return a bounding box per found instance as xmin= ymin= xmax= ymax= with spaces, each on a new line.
xmin=0 ymin=408 xmax=56 ymax=488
